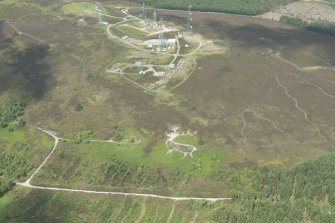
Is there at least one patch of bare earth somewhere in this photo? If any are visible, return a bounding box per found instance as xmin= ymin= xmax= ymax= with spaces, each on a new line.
xmin=259 ymin=1 xmax=335 ymax=22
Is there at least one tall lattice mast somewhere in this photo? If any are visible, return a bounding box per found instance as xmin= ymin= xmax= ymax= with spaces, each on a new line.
xmin=96 ymin=2 xmax=103 ymax=24
xmin=159 ymin=17 xmax=165 ymax=48
xmin=153 ymin=9 xmax=157 ymax=23
xmin=142 ymin=1 xmax=147 ymax=23
xmin=187 ymin=5 xmax=193 ymax=35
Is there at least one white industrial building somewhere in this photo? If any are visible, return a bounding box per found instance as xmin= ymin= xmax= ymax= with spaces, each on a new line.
xmin=143 ymin=38 xmax=177 ymax=48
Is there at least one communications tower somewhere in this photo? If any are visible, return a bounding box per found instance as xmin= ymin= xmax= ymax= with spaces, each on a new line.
xmin=159 ymin=17 xmax=166 ymax=48
xmin=96 ymin=2 xmax=103 ymax=24
xmin=153 ymin=9 xmax=157 ymax=23
xmin=142 ymin=1 xmax=147 ymax=24
xmin=187 ymin=5 xmax=193 ymax=35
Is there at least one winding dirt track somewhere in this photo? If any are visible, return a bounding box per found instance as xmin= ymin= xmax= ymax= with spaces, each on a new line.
xmin=274 ymin=73 xmax=327 ymax=143
xmin=22 ymin=127 xmax=60 ymax=186
xmin=16 ymin=127 xmax=232 ymax=202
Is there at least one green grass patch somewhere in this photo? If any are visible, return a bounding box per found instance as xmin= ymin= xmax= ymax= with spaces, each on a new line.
xmin=77 ymin=128 xmax=149 ymax=163
xmin=149 ymin=90 xmax=184 ymax=107
xmin=0 ymin=127 xmax=25 ymax=143
xmin=114 ymin=24 xmax=148 ymax=40
xmin=150 ymin=55 xmax=174 ymax=65
xmin=37 ymin=128 xmax=226 ymax=177
xmin=175 ymin=134 xmax=198 ymax=145
xmin=111 ymin=49 xmax=129 ymax=64
xmin=149 ymin=140 xmax=227 ymax=174
xmin=123 ymin=67 xmax=145 ymax=74
xmin=62 ymin=2 xmax=106 ymax=18
xmin=149 ymin=141 xmax=194 ymax=171
xmin=194 ymin=146 xmax=227 ymax=174
xmin=166 ymin=77 xmax=183 ymax=89
xmin=125 ymin=73 xmax=142 ymax=80
xmin=126 ymin=19 xmax=144 ymax=28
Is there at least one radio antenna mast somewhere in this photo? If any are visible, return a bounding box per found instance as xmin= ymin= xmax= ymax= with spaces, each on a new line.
xmin=96 ymin=2 xmax=103 ymax=24
xmin=142 ymin=1 xmax=147 ymax=24
xmin=153 ymin=9 xmax=157 ymax=23
xmin=187 ymin=5 xmax=193 ymax=35
xmin=159 ymin=17 xmax=165 ymax=48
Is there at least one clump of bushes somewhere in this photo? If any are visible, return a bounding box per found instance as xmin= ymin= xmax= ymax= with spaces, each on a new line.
xmin=0 ymin=98 xmax=26 ymax=128
xmin=198 ymin=139 xmax=205 ymax=145
xmin=0 ymin=178 xmax=14 ymax=197
xmin=187 ymin=200 xmax=213 ymax=210
xmin=17 ymin=118 xmax=26 ymax=128
xmin=0 ymin=152 xmax=31 ymax=180
xmin=113 ymin=134 xmax=123 ymax=142
xmin=74 ymin=130 xmax=95 ymax=144
xmin=280 ymin=15 xmax=335 ymax=36
xmin=74 ymin=103 xmax=83 ymax=112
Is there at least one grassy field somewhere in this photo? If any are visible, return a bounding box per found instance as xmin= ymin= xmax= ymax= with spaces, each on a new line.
xmin=123 ymin=67 xmax=145 ymax=74
xmin=114 ymin=24 xmax=149 ymax=40
xmin=0 ymin=127 xmax=25 ymax=142
xmin=175 ymin=134 xmax=198 ymax=145
xmin=32 ymin=128 xmax=228 ymax=196
xmin=62 ymin=2 xmax=106 ymax=18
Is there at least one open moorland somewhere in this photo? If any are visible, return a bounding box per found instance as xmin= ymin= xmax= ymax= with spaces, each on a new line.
xmin=0 ymin=0 xmax=335 ymax=222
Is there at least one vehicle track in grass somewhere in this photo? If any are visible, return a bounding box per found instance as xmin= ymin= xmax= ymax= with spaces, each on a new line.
xmin=274 ymin=73 xmax=327 ymax=143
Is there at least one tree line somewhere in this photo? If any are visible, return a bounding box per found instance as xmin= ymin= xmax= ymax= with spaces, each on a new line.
xmin=0 ymin=178 xmax=14 ymax=198
xmin=129 ymin=0 xmax=298 ymax=15
xmin=209 ymin=153 xmax=335 ymax=222
xmin=280 ymin=15 xmax=335 ymax=36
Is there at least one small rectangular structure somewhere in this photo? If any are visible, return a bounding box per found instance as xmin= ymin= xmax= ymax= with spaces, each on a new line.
xmin=154 ymin=72 xmax=166 ymax=77
xmin=166 ymin=39 xmax=177 ymax=46
xmin=134 ymin=61 xmax=143 ymax=66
